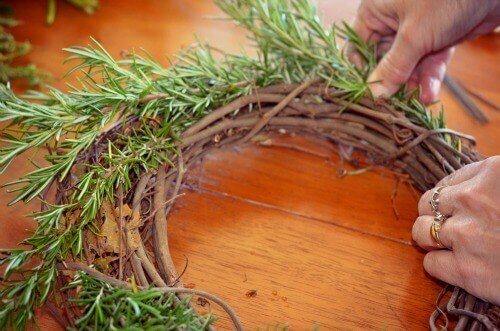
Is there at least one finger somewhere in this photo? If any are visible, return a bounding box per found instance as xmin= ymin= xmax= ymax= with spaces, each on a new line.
xmin=423 ymin=250 xmax=463 ymax=288
xmin=367 ymin=24 xmax=425 ymax=98
xmin=412 ymin=215 xmax=455 ymax=250
xmin=347 ymin=4 xmax=392 ymax=68
xmin=418 ymin=185 xmax=460 ymax=216
xmin=414 ymin=47 xmax=455 ymax=104
xmin=435 ymin=159 xmax=486 ymax=187
xmin=407 ymin=71 xmax=419 ymax=91
xmin=376 ymin=35 xmax=395 ymax=60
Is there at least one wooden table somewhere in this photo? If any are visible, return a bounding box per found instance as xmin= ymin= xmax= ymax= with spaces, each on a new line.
xmin=2 ymin=1 xmax=499 ymax=329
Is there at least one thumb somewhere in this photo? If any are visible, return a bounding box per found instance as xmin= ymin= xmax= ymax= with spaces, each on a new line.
xmin=368 ymin=29 xmax=424 ymax=98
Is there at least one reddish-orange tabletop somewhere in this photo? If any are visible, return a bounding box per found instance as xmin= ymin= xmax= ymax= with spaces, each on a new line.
xmin=2 ymin=1 xmax=499 ymax=330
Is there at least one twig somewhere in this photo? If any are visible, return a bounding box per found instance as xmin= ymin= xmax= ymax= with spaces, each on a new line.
xmin=462 ymin=85 xmax=500 ymax=111
xmin=443 ymin=74 xmax=489 ymax=124
xmin=391 ymin=179 xmax=401 ymax=220
xmin=152 ymin=165 xmax=178 ymax=284
xmin=446 ymin=287 xmax=496 ymax=330
xmin=118 ymin=185 xmax=124 ymax=281
xmin=394 ymin=128 xmax=476 ymax=158
xmin=241 ymin=81 xmax=314 ymax=142
xmin=136 ymin=241 xmax=167 ymax=287
xmin=182 ymin=93 xmax=287 ymax=137
xmin=430 ymin=285 xmax=451 ymax=331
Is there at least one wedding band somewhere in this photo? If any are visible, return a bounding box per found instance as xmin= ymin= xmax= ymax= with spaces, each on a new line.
xmin=430 ymin=215 xmax=447 ymax=247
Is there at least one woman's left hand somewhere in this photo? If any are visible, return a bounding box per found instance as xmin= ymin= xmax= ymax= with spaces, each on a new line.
xmin=412 ymin=156 xmax=500 ymax=305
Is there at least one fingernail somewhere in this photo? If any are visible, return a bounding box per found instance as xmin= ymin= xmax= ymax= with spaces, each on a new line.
xmin=420 ymin=77 xmax=441 ymax=104
xmin=369 ymin=81 xmax=391 ymax=99
xmin=367 ymin=71 xmax=392 ymax=99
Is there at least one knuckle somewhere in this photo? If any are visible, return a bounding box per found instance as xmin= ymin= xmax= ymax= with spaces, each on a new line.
xmin=418 ymin=190 xmax=432 ymax=214
xmin=423 ymin=253 xmax=437 ymax=274
xmin=439 ymin=171 xmax=456 ymax=186
xmin=399 ymin=24 xmax=424 ymax=54
xmin=455 ymin=185 xmax=475 ymax=207
xmin=379 ymin=55 xmax=409 ymax=84
xmin=412 ymin=216 xmax=424 ymax=241
xmin=398 ymin=26 xmax=414 ymax=47
xmin=483 ymin=156 xmax=500 ymax=173
xmin=452 ymin=224 xmax=467 ymax=244
xmin=451 ymin=223 xmax=479 ymax=250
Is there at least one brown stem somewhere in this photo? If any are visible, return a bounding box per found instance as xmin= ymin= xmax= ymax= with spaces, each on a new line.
xmin=321 ymin=112 xmax=393 ymax=138
xmin=446 ymin=287 xmax=496 ymax=330
xmin=136 ymin=241 xmax=167 ymax=287
xmin=152 ymin=165 xmax=178 ymax=284
xmin=182 ymin=93 xmax=286 ymax=137
xmin=455 ymin=293 xmax=476 ymax=331
xmin=255 ymin=83 xmax=345 ymax=98
xmin=128 ymin=173 xmax=154 ymax=286
xmin=413 ymin=145 xmax=446 ymax=181
xmin=241 ymin=81 xmax=314 ymax=142
xmin=395 ymin=129 xmax=476 ymax=158
xmin=429 ymin=139 xmax=463 ymax=170
xmin=130 ymin=251 xmax=148 ymax=286
xmin=423 ymin=140 xmax=455 ymax=174
xmin=328 ymin=97 xmax=423 ymax=132
xmin=117 ymin=185 xmax=124 ymax=280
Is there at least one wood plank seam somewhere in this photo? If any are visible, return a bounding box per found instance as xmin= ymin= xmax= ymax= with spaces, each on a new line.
xmin=182 ymin=183 xmax=416 ymax=247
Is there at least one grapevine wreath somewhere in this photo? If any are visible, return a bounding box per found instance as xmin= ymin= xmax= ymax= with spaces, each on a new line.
xmin=0 ymin=0 xmax=498 ymax=330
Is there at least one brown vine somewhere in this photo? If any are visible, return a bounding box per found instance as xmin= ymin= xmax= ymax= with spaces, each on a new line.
xmin=51 ymin=81 xmax=498 ymax=330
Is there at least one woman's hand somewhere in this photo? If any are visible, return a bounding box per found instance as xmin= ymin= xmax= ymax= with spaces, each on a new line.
xmin=412 ymin=156 xmax=500 ymax=305
xmin=350 ymin=0 xmax=500 ymax=103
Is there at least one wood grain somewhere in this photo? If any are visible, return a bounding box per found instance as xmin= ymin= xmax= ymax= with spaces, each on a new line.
xmin=1 ymin=0 xmax=499 ymax=330
xmin=186 ymin=133 xmax=420 ymax=244
xmin=167 ymin=190 xmax=442 ymax=330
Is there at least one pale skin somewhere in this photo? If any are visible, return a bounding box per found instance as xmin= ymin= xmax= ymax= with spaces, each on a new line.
xmin=351 ymin=0 xmax=500 ymax=304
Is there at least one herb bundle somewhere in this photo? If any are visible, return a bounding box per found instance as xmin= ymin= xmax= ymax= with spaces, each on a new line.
xmin=0 ymin=0 xmax=497 ymax=330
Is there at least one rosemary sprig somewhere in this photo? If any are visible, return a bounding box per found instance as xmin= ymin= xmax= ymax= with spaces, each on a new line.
xmin=65 ymin=272 xmax=214 ymax=330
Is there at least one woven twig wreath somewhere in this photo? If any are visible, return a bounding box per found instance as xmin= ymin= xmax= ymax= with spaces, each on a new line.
xmin=0 ymin=1 xmax=498 ymax=330
xmin=54 ymin=82 xmax=495 ymax=330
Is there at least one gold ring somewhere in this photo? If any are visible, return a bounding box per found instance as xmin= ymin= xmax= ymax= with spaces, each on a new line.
xmin=430 ymin=215 xmax=446 ymax=247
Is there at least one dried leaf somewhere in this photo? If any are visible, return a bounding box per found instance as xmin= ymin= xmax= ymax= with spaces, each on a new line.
xmin=85 ymin=229 xmax=100 ymax=255
xmin=94 ymin=256 xmax=115 ymax=272
xmin=100 ymin=201 xmax=121 ymax=254
xmin=127 ymin=230 xmax=141 ymax=252
xmin=115 ymin=204 xmax=132 ymax=218
xmin=116 ymin=203 xmax=141 ymax=229
xmin=129 ymin=210 xmax=141 ymax=230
